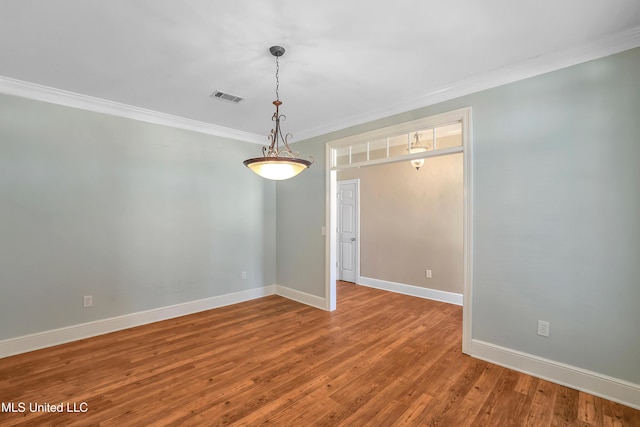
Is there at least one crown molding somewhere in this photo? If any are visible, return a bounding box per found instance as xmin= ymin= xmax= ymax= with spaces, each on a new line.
xmin=2 ymin=25 xmax=639 ymax=144
xmin=0 ymin=76 xmax=265 ymax=145
xmin=295 ymin=25 xmax=640 ymax=142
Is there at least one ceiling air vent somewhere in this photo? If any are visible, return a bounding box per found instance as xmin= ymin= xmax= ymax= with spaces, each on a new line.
xmin=211 ymin=90 xmax=244 ymax=103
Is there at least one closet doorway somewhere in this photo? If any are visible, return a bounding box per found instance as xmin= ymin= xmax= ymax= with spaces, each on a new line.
xmin=337 ymin=179 xmax=359 ymax=283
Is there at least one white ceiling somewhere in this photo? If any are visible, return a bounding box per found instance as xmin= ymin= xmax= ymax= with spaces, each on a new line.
xmin=1 ymin=1 xmax=639 ymax=143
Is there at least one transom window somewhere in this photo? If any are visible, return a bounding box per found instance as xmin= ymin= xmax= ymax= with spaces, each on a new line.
xmin=329 ymin=108 xmax=468 ymax=170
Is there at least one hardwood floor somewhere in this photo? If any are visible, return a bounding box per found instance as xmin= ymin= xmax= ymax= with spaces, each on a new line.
xmin=1 ymin=281 xmax=638 ymax=426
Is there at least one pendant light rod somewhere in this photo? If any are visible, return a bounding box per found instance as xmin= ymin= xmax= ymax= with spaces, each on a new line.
xmin=243 ymin=46 xmax=314 ymax=180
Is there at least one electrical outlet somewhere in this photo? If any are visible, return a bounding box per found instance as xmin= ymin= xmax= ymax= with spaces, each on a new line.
xmin=425 ymin=269 xmax=432 ymax=279
xmin=241 ymin=271 xmax=247 ymax=280
xmin=537 ymin=320 xmax=550 ymax=337
xmin=83 ymin=295 xmax=93 ymax=308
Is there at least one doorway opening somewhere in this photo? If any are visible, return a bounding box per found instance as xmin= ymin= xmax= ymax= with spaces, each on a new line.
xmin=325 ymin=107 xmax=473 ymax=354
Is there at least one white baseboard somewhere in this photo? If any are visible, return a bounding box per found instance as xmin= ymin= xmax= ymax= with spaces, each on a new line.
xmin=0 ymin=284 xmax=327 ymax=359
xmin=275 ymin=285 xmax=328 ymax=310
xmin=3 ymin=285 xmax=638 ymax=410
xmin=0 ymin=285 xmax=277 ymax=359
xmin=471 ymin=339 xmax=640 ymax=410
xmin=358 ymin=276 xmax=463 ymax=306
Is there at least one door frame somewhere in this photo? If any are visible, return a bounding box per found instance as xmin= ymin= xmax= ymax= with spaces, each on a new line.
xmin=337 ymin=179 xmax=360 ymax=284
xmin=324 ymin=106 xmax=473 ymax=354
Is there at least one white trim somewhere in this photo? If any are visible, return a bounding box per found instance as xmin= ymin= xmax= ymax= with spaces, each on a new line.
xmin=0 ymin=284 xmax=331 ymax=359
xmin=0 ymin=284 xmax=330 ymax=359
xmin=325 ymin=148 xmax=337 ymax=311
xmin=461 ymin=107 xmax=473 ymax=355
xmin=0 ymin=285 xmax=277 ymax=359
xmin=471 ymin=339 xmax=640 ymax=410
xmin=332 ymin=146 xmax=464 ymax=171
xmin=359 ymin=276 xmax=463 ymax=306
xmin=297 ymin=25 xmax=640 ymax=141
xmin=275 ymin=285 xmax=327 ymax=310
xmin=328 ymin=109 xmax=468 ymax=150
xmin=0 ymin=76 xmax=265 ymax=145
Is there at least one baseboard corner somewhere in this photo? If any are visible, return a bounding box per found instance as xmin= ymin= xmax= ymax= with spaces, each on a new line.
xmin=274 ymin=284 xmax=327 ymax=310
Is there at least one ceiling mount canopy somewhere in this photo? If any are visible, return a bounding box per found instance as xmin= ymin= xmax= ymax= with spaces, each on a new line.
xmin=243 ymin=46 xmax=313 ymax=180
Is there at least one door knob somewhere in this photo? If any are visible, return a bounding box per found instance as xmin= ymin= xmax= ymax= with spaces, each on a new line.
xmin=351 ymin=238 xmax=356 ymax=241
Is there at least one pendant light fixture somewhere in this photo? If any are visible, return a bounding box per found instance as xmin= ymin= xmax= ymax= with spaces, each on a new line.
xmin=408 ymin=132 xmax=428 ymax=171
xmin=243 ymin=46 xmax=313 ymax=180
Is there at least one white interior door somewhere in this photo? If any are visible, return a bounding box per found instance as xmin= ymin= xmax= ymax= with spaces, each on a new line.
xmin=338 ymin=180 xmax=359 ymax=283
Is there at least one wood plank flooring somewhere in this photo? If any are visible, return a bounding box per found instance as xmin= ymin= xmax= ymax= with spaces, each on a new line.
xmin=1 ymin=281 xmax=638 ymax=426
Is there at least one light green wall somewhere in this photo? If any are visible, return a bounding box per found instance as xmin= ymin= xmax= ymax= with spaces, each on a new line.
xmin=275 ymin=138 xmax=326 ymax=295
xmin=0 ymin=94 xmax=276 ymax=340
xmin=470 ymin=47 xmax=640 ymax=384
xmin=277 ymin=47 xmax=640 ymax=384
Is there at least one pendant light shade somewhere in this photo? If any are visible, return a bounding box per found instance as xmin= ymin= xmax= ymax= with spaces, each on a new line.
xmin=409 ymin=148 xmax=426 ymax=170
xmin=243 ymin=157 xmax=312 ymax=180
xmin=408 ymin=132 xmax=428 ymax=171
xmin=243 ymin=46 xmax=313 ymax=180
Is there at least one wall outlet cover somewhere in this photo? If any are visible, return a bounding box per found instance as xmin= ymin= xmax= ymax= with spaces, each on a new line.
xmin=537 ymin=320 xmax=550 ymax=337
xmin=83 ymin=295 xmax=93 ymax=308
